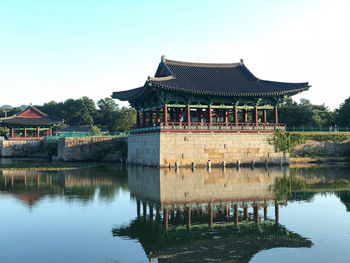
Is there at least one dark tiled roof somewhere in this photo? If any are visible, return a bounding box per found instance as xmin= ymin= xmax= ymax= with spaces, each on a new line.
xmin=0 ymin=105 xmax=59 ymax=126
xmin=0 ymin=116 xmax=58 ymax=126
xmin=112 ymin=56 xmax=310 ymax=101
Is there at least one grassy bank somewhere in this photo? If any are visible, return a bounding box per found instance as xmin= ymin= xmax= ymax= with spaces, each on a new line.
xmin=271 ymin=131 xmax=350 ymax=159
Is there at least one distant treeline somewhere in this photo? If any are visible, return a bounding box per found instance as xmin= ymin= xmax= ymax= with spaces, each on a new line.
xmin=0 ymin=97 xmax=136 ymax=132
xmin=1 ymin=96 xmax=349 ymax=132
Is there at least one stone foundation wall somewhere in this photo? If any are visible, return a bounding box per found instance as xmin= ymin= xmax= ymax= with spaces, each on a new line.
xmin=128 ymin=132 xmax=289 ymax=167
xmin=0 ymin=140 xmax=43 ymax=157
xmin=58 ymin=136 xmax=123 ymax=161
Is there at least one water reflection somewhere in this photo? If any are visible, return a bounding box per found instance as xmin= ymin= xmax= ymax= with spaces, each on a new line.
xmin=113 ymin=167 xmax=313 ymax=262
xmin=0 ymin=167 xmax=128 ymax=207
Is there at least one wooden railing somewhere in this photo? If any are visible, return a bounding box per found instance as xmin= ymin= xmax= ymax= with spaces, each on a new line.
xmin=131 ymin=122 xmax=286 ymax=133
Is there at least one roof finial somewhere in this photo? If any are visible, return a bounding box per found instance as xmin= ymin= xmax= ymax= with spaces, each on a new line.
xmin=161 ymin=55 xmax=166 ymax=62
xmin=240 ymin=59 xmax=244 ymax=65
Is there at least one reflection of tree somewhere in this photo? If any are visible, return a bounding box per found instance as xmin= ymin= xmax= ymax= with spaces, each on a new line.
xmin=0 ymin=167 xmax=128 ymax=207
xmin=272 ymin=167 xmax=350 ymax=201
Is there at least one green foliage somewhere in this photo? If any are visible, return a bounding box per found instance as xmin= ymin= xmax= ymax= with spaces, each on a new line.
xmin=0 ymin=126 xmax=9 ymax=136
xmin=271 ymin=131 xmax=350 ymax=156
xmin=90 ymin=126 xmax=101 ymax=135
xmin=337 ymin=96 xmax=350 ymax=126
xmin=95 ymin=140 xmax=127 ymax=160
xmin=279 ymin=98 xmax=336 ymax=127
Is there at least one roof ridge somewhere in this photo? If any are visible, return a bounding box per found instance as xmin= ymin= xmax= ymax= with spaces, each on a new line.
xmin=163 ymin=57 xmax=241 ymax=68
xmin=148 ymin=76 xmax=175 ymax=81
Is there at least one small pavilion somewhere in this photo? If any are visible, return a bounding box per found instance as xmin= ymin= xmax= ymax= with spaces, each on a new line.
xmin=0 ymin=105 xmax=60 ymax=140
xmin=113 ymin=56 xmax=310 ymax=133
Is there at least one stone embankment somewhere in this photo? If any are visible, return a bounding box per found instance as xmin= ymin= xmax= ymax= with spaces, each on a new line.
xmin=0 ymin=140 xmax=43 ymax=157
xmin=57 ymin=136 xmax=126 ymax=161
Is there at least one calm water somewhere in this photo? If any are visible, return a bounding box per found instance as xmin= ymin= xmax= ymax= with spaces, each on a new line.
xmin=1 ymin=164 xmax=350 ymax=263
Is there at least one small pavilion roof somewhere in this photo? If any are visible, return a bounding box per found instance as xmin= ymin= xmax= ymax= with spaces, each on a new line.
xmin=0 ymin=105 xmax=60 ymax=126
xmin=112 ymin=56 xmax=310 ymax=101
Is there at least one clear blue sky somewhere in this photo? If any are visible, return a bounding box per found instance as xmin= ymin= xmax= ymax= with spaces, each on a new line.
xmin=1 ymin=0 xmax=349 ymax=109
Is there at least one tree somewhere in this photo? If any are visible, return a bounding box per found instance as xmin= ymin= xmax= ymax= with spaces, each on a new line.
xmin=336 ymin=97 xmax=350 ymax=126
xmin=96 ymin=97 xmax=119 ymax=128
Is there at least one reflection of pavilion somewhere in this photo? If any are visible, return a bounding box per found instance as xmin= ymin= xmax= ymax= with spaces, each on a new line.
xmin=113 ymin=167 xmax=312 ymax=262
xmin=0 ymin=168 xmax=127 ymax=207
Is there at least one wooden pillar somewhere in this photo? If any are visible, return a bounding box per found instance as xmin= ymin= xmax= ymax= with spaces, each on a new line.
xmin=143 ymin=202 xmax=147 ymax=218
xmin=36 ymin=128 xmax=40 ymax=137
xmin=243 ymin=109 xmax=248 ymax=123
xmin=10 ymin=128 xmax=14 ymax=138
xmin=187 ymin=104 xmax=190 ymax=126
xmin=234 ymin=204 xmax=239 ymax=225
xmin=176 ymin=108 xmax=182 ymax=125
xmin=136 ymin=199 xmax=140 ymax=217
xmin=254 ymin=106 xmax=258 ymax=126
xmin=255 ymin=204 xmax=260 ymax=224
xmin=275 ymin=203 xmax=279 ymax=223
xmin=187 ymin=206 xmax=191 ymax=228
xmin=156 ymin=108 xmax=160 ymax=124
xmin=199 ymin=108 xmax=203 ymax=124
xmin=209 ymin=105 xmax=212 ymax=127
xmin=224 ymin=109 xmax=228 ymax=125
xmin=11 ymin=175 xmax=14 ymax=187
xmin=274 ymin=106 xmax=278 ymax=125
xmin=148 ymin=110 xmax=153 ymax=126
xmin=164 ymin=104 xmax=168 ymax=126
xmin=234 ymin=106 xmax=238 ymax=126
xmin=143 ymin=110 xmax=147 ymax=127
xmin=49 ymin=128 xmax=52 ymax=136
xmin=225 ymin=205 xmax=230 ymax=219
xmin=263 ymin=110 xmax=267 ymax=123
xmin=209 ymin=203 xmax=213 ymax=227
xmin=136 ymin=111 xmax=140 ymax=127
xmin=164 ymin=208 xmax=169 ymax=230
xmin=24 ymin=175 xmax=27 ymax=187
xmin=244 ymin=207 xmax=248 ymax=220
xmin=150 ymin=205 xmax=153 ymax=221
xmin=264 ymin=206 xmax=268 ymax=219
xmin=23 ymin=128 xmax=27 ymax=138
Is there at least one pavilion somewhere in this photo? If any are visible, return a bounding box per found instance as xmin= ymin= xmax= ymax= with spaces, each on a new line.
xmin=113 ymin=56 xmax=309 ymax=133
xmin=0 ymin=105 xmax=60 ymax=140
xmin=112 ymin=56 xmax=310 ymax=167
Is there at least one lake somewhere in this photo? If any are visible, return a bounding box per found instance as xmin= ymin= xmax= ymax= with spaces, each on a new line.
xmin=1 ymin=163 xmax=350 ymax=263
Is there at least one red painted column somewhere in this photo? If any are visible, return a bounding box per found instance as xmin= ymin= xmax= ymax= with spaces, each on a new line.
xmin=187 ymin=206 xmax=191 ymax=228
xmin=274 ymin=106 xmax=278 ymax=125
xmin=263 ymin=110 xmax=267 ymax=123
xmin=275 ymin=203 xmax=279 ymax=223
xmin=209 ymin=105 xmax=212 ymax=127
xmin=255 ymin=204 xmax=260 ymax=224
xmin=187 ymin=104 xmax=190 ymax=126
xmin=234 ymin=204 xmax=239 ymax=225
xmin=164 ymin=208 xmax=169 ymax=230
xmin=264 ymin=206 xmax=268 ymax=220
xmin=164 ymin=104 xmax=168 ymax=126
xmin=226 ymin=205 xmax=230 ymax=219
xmin=225 ymin=109 xmax=228 ymax=125
xmin=10 ymin=128 xmax=14 ymax=138
xmin=136 ymin=111 xmax=140 ymax=127
xmin=36 ymin=128 xmax=40 ymax=137
xmin=244 ymin=109 xmax=248 ymax=123
xmin=199 ymin=108 xmax=203 ymax=125
xmin=244 ymin=207 xmax=249 ymax=221
xmin=255 ymin=106 xmax=258 ymax=126
xmin=23 ymin=128 xmax=27 ymax=138
xmin=234 ymin=106 xmax=238 ymax=127
xmin=209 ymin=203 xmax=213 ymax=227
xmin=177 ymin=108 xmax=182 ymax=126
